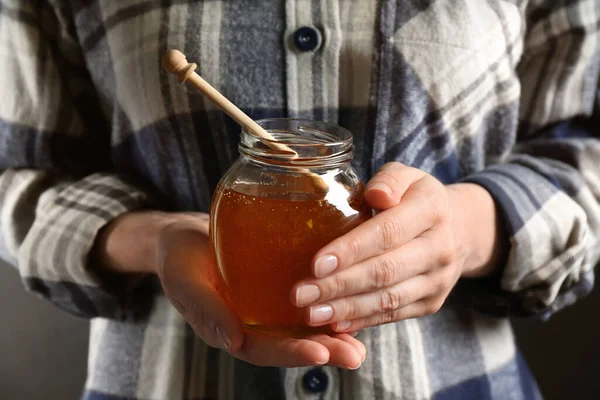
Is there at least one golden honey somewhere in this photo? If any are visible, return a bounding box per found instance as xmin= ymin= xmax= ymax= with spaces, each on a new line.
xmin=211 ymin=183 xmax=371 ymax=337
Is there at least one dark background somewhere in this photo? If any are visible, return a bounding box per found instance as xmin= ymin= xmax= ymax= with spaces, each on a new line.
xmin=0 ymin=262 xmax=598 ymax=399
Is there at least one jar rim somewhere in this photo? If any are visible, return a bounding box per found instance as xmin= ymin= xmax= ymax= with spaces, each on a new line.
xmin=239 ymin=118 xmax=354 ymax=168
xmin=249 ymin=118 xmax=353 ymax=148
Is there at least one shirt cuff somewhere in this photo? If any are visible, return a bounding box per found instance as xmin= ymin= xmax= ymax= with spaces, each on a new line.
xmin=460 ymin=159 xmax=595 ymax=318
xmin=18 ymin=173 xmax=160 ymax=320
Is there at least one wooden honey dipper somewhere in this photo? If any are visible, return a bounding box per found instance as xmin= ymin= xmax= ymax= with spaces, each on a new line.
xmin=162 ymin=49 xmax=328 ymax=192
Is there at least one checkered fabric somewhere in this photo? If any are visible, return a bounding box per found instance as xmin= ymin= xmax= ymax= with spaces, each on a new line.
xmin=1 ymin=1 xmax=599 ymax=399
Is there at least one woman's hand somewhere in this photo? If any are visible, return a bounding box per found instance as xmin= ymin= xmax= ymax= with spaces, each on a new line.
xmin=92 ymin=211 xmax=366 ymax=369
xmin=291 ymin=162 xmax=507 ymax=332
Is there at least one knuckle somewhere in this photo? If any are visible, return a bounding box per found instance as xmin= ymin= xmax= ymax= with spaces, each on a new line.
xmin=426 ymin=273 xmax=446 ymax=295
xmin=376 ymin=312 xmax=396 ymax=326
xmin=395 ymin=306 xmax=413 ymax=321
xmin=440 ymin=266 xmax=460 ymax=291
xmin=420 ymin=184 xmax=447 ymax=222
xmin=441 ymin=272 xmax=454 ymax=291
xmin=426 ymin=195 xmax=444 ymax=222
xmin=376 ymin=217 xmax=404 ymax=250
xmin=346 ymin=236 xmax=363 ymax=264
xmin=378 ymin=288 xmax=403 ymax=312
xmin=434 ymin=277 xmax=447 ymax=294
xmin=425 ymin=298 xmax=444 ymax=315
xmin=371 ymin=257 xmax=398 ymax=288
xmin=329 ymin=274 xmax=348 ymax=299
xmin=338 ymin=297 xmax=358 ymax=320
xmin=431 ymin=202 xmax=444 ymax=223
xmin=437 ymin=244 xmax=456 ymax=266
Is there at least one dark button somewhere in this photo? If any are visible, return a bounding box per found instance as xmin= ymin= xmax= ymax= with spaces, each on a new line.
xmin=302 ymin=367 xmax=329 ymax=393
xmin=293 ymin=26 xmax=321 ymax=52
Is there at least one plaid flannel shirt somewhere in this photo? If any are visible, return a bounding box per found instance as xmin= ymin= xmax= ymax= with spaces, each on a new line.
xmin=1 ymin=0 xmax=599 ymax=399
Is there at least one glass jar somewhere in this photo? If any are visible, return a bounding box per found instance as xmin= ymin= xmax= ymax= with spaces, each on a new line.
xmin=210 ymin=119 xmax=371 ymax=337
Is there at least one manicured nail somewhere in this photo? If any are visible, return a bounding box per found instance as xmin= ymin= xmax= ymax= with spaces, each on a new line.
xmin=215 ymin=325 xmax=231 ymax=352
xmin=314 ymin=255 xmax=338 ymax=278
xmin=336 ymin=320 xmax=351 ymax=331
xmin=367 ymin=183 xmax=392 ymax=195
xmin=295 ymin=284 xmax=321 ymax=306
xmin=347 ymin=360 xmax=364 ymax=370
xmin=310 ymin=304 xmax=333 ymax=324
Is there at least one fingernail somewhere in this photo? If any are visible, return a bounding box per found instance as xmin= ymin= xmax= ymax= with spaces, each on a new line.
xmin=348 ymin=360 xmax=364 ymax=370
xmin=367 ymin=183 xmax=392 ymax=195
xmin=336 ymin=320 xmax=351 ymax=331
xmin=215 ymin=325 xmax=231 ymax=352
xmin=314 ymin=255 xmax=338 ymax=278
xmin=310 ymin=304 xmax=333 ymax=324
xmin=295 ymin=284 xmax=321 ymax=306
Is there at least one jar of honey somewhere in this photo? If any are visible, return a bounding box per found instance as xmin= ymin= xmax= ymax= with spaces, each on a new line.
xmin=210 ymin=119 xmax=371 ymax=337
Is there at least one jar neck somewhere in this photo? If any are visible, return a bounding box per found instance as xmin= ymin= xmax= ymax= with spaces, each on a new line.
xmin=238 ymin=119 xmax=354 ymax=169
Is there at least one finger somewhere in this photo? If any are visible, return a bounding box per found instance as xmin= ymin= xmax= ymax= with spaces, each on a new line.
xmin=306 ymin=274 xmax=436 ymax=326
xmin=159 ymin=225 xmax=244 ymax=353
xmin=236 ymin=333 xmax=330 ymax=367
xmin=332 ymin=333 xmax=367 ymax=361
xmin=308 ymin=334 xmax=364 ymax=369
xmin=166 ymin=268 xmax=244 ymax=353
xmin=293 ymin=238 xmax=434 ymax=306
xmin=312 ymin=177 xmax=441 ymax=278
xmin=365 ymin=163 xmax=425 ymax=210
xmin=332 ymin=297 xmax=445 ymax=332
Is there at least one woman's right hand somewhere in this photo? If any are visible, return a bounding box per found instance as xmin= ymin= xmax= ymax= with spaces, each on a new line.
xmin=93 ymin=211 xmax=366 ymax=369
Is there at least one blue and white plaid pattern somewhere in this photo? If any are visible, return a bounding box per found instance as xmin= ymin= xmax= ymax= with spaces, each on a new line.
xmin=1 ymin=0 xmax=599 ymax=398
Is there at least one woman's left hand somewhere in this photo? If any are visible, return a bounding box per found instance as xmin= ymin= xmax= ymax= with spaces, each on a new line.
xmin=291 ymin=162 xmax=506 ymax=332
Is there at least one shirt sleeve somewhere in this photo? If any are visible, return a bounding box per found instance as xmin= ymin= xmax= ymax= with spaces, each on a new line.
xmin=460 ymin=0 xmax=600 ymax=319
xmin=0 ymin=1 xmax=159 ymax=319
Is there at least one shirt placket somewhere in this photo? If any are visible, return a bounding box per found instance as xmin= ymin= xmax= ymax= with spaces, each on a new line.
xmin=282 ymin=2 xmax=342 ymax=398
xmin=285 ymin=0 xmax=341 ymax=123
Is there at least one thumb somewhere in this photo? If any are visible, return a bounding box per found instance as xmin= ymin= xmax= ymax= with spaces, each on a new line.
xmin=171 ymin=271 xmax=244 ymax=354
xmin=364 ymin=162 xmax=424 ymax=210
xmin=364 ymin=183 xmax=397 ymax=210
xmin=157 ymin=222 xmax=244 ymax=354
